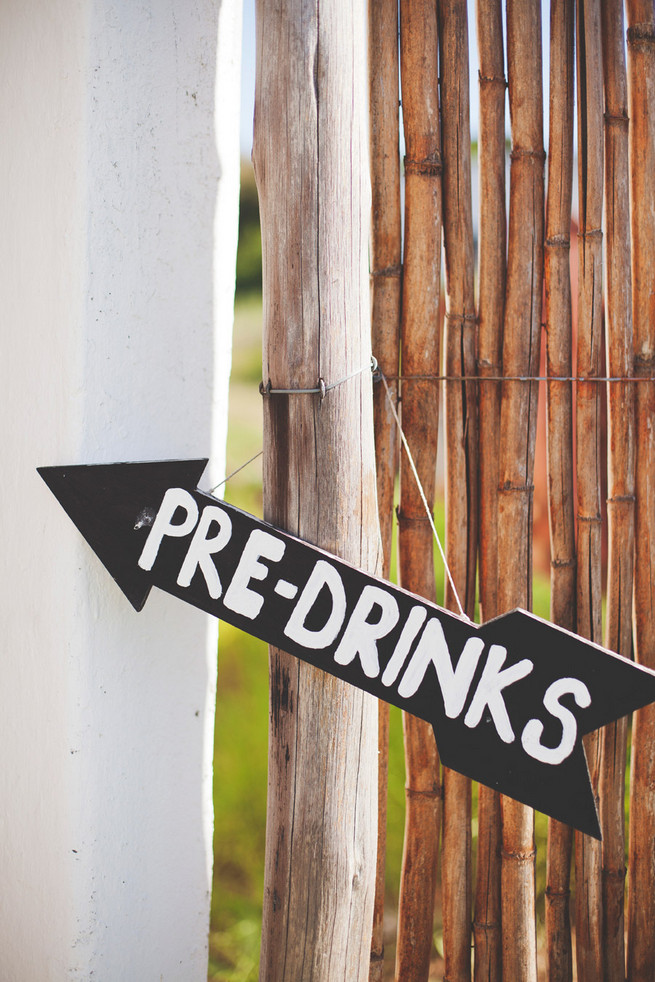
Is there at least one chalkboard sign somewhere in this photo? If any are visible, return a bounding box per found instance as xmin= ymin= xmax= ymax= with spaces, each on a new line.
xmin=38 ymin=458 xmax=655 ymax=838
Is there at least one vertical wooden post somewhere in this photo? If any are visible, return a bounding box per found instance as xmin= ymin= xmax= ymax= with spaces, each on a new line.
xmin=254 ymin=0 xmax=379 ymax=977
xmin=395 ymin=0 xmax=442 ymax=977
xmin=543 ymin=2 xmax=576 ymax=980
xmin=626 ymin=3 xmax=655 ymax=978
xmin=474 ymin=4 xmax=506 ymax=978
xmin=599 ymin=1 xmax=634 ymax=977
xmin=368 ymin=0 xmax=402 ymax=975
xmin=438 ymin=1 xmax=477 ymax=978
xmin=498 ymin=2 xmax=544 ymax=978
xmin=573 ymin=2 xmax=605 ymax=977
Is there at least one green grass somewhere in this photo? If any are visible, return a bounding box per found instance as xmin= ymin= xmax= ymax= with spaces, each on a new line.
xmin=209 ymin=297 xmax=266 ymax=981
xmin=209 ymin=295 xmax=558 ymax=980
xmin=209 ymin=624 xmax=267 ymax=981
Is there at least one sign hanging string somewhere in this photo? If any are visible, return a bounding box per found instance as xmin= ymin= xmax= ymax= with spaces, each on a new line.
xmin=377 ymin=370 xmax=469 ymax=621
xmin=210 ymin=357 xmax=469 ymax=620
xmin=207 ymin=450 xmax=264 ymax=495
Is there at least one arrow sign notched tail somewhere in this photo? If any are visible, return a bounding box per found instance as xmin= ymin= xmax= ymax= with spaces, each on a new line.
xmin=38 ymin=459 xmax=209 ymax=611
xmin=38 ymin=459 xmax=655 ymax=838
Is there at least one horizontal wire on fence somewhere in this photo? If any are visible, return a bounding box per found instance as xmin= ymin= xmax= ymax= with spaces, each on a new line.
xmin=260 ymin=357 xmax=378 ymax=399
xmin=210 ymin=359 xmax=649 ymax=498
xmin=378 ymin=374 xmax=655 ymax=383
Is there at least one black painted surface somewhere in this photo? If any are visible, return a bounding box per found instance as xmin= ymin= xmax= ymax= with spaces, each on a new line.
xmin=38 ymin=459 xmax=655 ymax=838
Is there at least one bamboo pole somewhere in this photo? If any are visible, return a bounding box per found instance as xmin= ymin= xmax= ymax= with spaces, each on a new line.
xmin=498 ymin=3 xmax=544 ymax=978
xmin=573 ymin=2 xmax=605 ymax=978
xmin=475 ymin=5 xmax=505 ymax=625
xmin=394 ymin=1 xmax=442 ymax=977
xmin=368 ymin=0 xmax=402 ymax=975
xmin=598 ymin=3 xmax=634 ymax=978
xmin=254 ymin=0 xmax=379 ymax=977
xmin=473 ymin=3 xmax=505 ymax=978
xmin=438 ymin=1 xmax=477 ymax=978
xmin=626 ymin=3 xmax=655 ymax=978
xmin=543 ymin=2 xmax=576 ymax=979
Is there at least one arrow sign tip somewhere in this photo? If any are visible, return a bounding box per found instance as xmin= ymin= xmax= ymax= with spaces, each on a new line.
xmin=37 ymin=459 xmax=209 ymax=611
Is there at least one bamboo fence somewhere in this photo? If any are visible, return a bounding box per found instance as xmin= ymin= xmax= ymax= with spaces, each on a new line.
xmin=394 ymin=1 xmax=442 ymax=976
xmin=544 ymin=2 xmax=575 ymax=979
xmin=366 ymin=0 xmax=655 ymax=978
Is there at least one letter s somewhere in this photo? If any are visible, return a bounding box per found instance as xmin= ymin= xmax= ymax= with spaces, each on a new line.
xmin=521 ymin=677 xmax=591 ymax=765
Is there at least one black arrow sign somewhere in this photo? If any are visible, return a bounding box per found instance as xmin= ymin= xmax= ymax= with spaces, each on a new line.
xmin=38 ymin=458 xmax=655 ymax=838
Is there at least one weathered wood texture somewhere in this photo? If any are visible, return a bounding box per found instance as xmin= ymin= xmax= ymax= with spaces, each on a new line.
xmin=394 ymin=0 xmax=442 ymax=977
xmin=369 ymin=0 xmax=402 ymax=577
xmin=626 ymin=2 xmax=655 ymax=978
xmin=475 ymin=0 xmax=505 ymax=627
xmin=368 ymin=0 xmax=402 ymax=975
xmin=498 ymin=2 xmax=544 ymax=978
xmin=254 ymin=0 xmax=380 ymax=977
xmin=543 ymin=2 xmax=575 ymax=979
xmin=370 ymin=703 xmax=390 ymax=982
xmin=599 ymin=2 xmax=634 ymax=978
xmin=574 ymin=2 xmax=605 ymax=978
xmin=438 ymin=1 xmax=477 ymax=979
xmin=474 ymin=3 xmax=505 ymax=978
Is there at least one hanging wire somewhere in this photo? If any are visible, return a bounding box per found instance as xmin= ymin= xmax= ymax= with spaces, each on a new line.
xmin=206 ymin=449 xmax=263 ymax=495
xmin=206 ymin=356 xmax=474 ymax=623
xmin=378 ymin=371 xmax=469 ymax=621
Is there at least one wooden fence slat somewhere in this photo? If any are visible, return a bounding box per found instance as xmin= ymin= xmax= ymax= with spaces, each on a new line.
xmin=573 ymin=2 xmax=605 ymax=977
xmin=394 ymin=1 xmax=443 ymax=977
xmin=438 ymin=2 xmax=478 ymax=979
xmin=369 ymin=5 xmax=402 ymax=579
xmin=543 ymin=2 xmax=576 ymax=979
xmin=626 ymin=3 xmax=655 ymax=978
xmin=475 ymin=1 xmax=505 ymax=627
xmin=498 ymin=3 xmax=544 ymax=978
xmin=473 ymin=3 xmax=506 ymax=978
xmin=599 ymin=1 xmax=634 ymax=978
xmin=368 ymin=0 xmax=402 ymax=975
xmin=438 ymin=3 xmax=478 ymax=980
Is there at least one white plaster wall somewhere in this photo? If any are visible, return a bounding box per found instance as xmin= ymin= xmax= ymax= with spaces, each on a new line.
xmin=0 ymin=1 xmax=240 ymax=978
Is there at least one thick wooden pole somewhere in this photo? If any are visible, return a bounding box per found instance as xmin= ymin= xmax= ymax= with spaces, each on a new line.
xmin=438 ymin=1 xmax=477 ymax=978
xmin=626 ymin=2 xmax=655 ymax=978
xmin=573 ymin=2 xmax=605 ymax=978
xmin=254 ymin=1 xmax=379 ymax=977
xmin=395 ymin=0 xmax=442 ymax=976
xmin=368 ymin=0 xmax=402 ymax=975
xmin=543 ymin=2 xmax=575 ymax=979
xmin=474 ymin=4 xmax=505 ymax=978
xmin=498 ymin=3 xmax=544 ymax=978
xmin=599 ymin=2 xmax=634 ymax=978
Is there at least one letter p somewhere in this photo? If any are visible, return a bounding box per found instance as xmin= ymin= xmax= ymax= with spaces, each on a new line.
xmin=138 ymin=487 xmax=199 ymax=571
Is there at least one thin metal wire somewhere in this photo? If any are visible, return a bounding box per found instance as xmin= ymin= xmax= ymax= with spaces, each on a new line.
xmin=379 ymin=373 xmax=652 ymax=383
xmin=205 ymin=449 xmax=264 ymax=495
xmin=378 ymin=372 xmax=468 ymax=621
xmin=210 ymin=357 xmax=378 ymax=494
xmin=260 ymin=357 xmax=378 ymax=397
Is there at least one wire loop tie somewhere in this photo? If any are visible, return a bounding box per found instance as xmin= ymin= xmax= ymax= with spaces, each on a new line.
xmin=260 ymin=357 xmax=378 ymax=400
